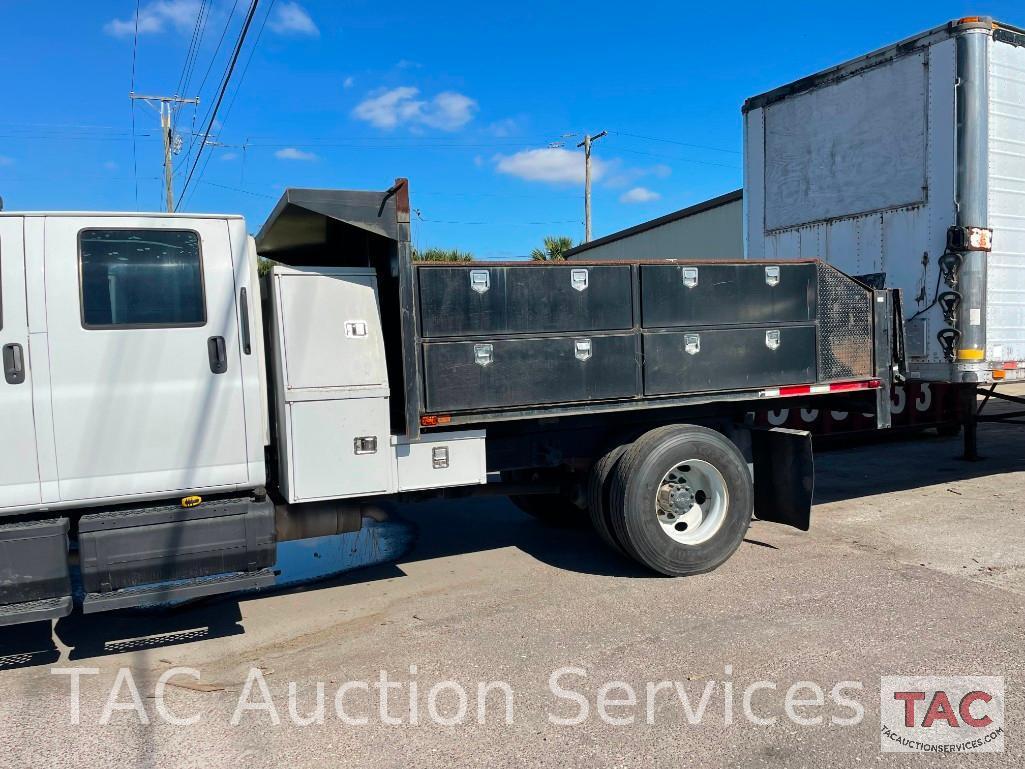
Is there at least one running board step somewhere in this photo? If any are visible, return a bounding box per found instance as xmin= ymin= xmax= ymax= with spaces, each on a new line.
xmin=0 ymin=596 xmax=73 ymax=627
xmin=82 ymin=568 xmax=276 ymax=614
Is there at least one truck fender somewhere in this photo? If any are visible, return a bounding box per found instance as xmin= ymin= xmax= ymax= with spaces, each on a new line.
xmin=749 ymin=426 xmax=813 ymax=531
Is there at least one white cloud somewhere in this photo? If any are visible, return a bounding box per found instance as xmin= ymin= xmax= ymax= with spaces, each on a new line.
xmin=605 ymin=162 xmax=672 ymax=189
xmin=620 ymin=187 xmax=661 ymax=204
xmin=268 ymin=2 xmax=319 ymax=36
xmin=487 ymin=117 xmax=521 ymax=137
xmin=343 ymin=76 xmax=355 ymax=89
xmin=494 ymin=147 xmax=603 ymax=185
xmin=275 ymin=147 xmax=318 ymax=161
xmin=352 ymin=87 xmax=477 ymax=131
xmin=104 ymin=0 xmax=200 ymax=37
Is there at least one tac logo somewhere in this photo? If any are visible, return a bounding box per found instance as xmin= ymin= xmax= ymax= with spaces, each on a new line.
xmin=880 ymin=676 xmax=1005 ymax=753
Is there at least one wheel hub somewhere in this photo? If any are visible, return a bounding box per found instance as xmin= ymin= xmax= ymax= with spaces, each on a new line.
xmin=654 ymin=460 xmax=728 ymax=545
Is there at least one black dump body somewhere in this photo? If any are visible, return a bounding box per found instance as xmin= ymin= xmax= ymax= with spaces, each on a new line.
xmin=416 ymin=260 xmax=875 ymax=416
xmin=256 ymin=182 xmax=888 ymax=440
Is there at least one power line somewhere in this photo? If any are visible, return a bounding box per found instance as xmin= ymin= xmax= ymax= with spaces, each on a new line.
xmin=183 ymin=0 xmax=275 ymax=208
xmin=177 ymin=0 xmax=261 ymax=210
xmin=174 ymin=0 xmax=211 ymax=116
xmin=130 ymin=0 xmax=141 ymax=207
xmin=612 ymin=131 xmax=741 ymax=155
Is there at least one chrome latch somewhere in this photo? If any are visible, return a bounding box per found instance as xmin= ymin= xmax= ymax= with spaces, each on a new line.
xmin=353 ymin=436 xmax=378 ymax=455
xmin=345 ymin=320 xmax=368 ymax=338
xmin=432 ymin=446 xmax=450 ymax=469
xmin=765 ymin=329 xmax=781 ymax=350
xmin=682 ymin=267 xmax=699 ymax=289
xmin=684 ymin=333 xmax=700 ymax=355
xmin=470 ymin=270 xmax=490 ymax=294
xmin=571 ymin=269 xmax=589 ymax=292
xmin=474 ymin=343 xmax=494 ymax=367
xmin=765 ymin=265 xmax=780 ymax=287
xmin=575 ymin=338 xmax=592 ymax=361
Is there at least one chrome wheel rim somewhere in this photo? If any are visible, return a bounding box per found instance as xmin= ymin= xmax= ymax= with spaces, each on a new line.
xmin=654 ymin=459 xmax=728 ymax=545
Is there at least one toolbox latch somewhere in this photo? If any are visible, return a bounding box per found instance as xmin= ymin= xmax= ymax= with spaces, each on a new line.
xmin=682 ymin=267 xmax=699 ymax=289
xmin=345 ymin=320 xmax=368 ymax=338
xmin=765 ymin=329 xmax=781 ymax=350
xmin=571 ymin=269 xmax=589 ymax=292
xmin=474 ymin=343 xmax=494 ymax=367
xmin=684 ymin=333 xmax=701 ymax=355
xmin=470 ymin=270 xmax=490 ymax=294
xmin=765 ymin=265 xmax=780 ymax=287
xmin=353 ymin=436 xmax=378 ymax=455
xmin=432 ymin=446 xmax=450 ymax=469
xmin=574 ymin=338 xmax=592 ymax=361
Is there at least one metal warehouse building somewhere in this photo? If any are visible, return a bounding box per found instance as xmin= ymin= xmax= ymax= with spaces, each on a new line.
xmin=565 ymin=189 xmax=743 ymax=261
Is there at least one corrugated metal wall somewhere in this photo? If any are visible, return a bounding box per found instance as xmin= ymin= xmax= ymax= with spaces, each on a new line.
xmin=987 ymin=38 xmax=1025 ymax=362
xmin=567 ymin=199 xmax=744 ymax=261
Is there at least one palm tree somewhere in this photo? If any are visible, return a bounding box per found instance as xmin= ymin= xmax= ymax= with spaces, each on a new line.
xmin=413 ymin=247 xmax=474 ymax=262
xmin=531 ymin=235 xmax=575 ymax=262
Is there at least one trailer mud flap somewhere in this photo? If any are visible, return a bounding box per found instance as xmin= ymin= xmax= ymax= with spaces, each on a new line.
xmin=750 ymin=426 xmax=813 ymax=531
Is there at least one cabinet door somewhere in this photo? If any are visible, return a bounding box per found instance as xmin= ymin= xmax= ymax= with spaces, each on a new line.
xmin=423 ymin=333 xmax=639 ymax=411
xmin=418 ymin=264 xmax=634 ymax=337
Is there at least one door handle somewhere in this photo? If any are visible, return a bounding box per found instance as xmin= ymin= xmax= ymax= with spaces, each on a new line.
xmin=3 ymin=343 xmax=25 ymax=385
xmin=207 ymin=336 xmax=228 ymax=374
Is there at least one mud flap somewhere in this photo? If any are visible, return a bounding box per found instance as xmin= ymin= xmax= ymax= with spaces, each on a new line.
xmin=750 ymin=426 xmax=813 ymax=531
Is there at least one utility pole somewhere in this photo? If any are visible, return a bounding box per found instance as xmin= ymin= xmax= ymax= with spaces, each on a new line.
xmin=129 ymin=93 xmax=200 ymax=212
xmin=577 ymin=130 xmax=607 ymax=242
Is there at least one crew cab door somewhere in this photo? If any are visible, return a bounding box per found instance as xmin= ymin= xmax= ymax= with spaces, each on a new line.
xmin=0 ymin=217 xmax=42 ymax=509
xmin=43 ymin=217 xmax=250 ymax=502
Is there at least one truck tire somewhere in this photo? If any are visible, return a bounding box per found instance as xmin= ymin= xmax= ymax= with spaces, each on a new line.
xmin=609 ymin=425 xmax=752 ymax=576
xmin=586 ymin=444 xmax=630 ymax=555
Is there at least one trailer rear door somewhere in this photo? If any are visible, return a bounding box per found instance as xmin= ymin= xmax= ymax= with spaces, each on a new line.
xmin=43 ymin=217 xmax=251 ymax=502
xmin=0 ymin=217 xmax=42 ymax=509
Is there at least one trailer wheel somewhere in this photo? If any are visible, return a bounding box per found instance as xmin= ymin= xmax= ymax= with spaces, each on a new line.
xmin=586 ymin=444 xmax=630 ymax=556
xmin=609 ymin=425 xmax=752 ymax=576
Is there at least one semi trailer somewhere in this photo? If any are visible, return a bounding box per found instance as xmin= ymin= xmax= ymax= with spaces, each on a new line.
xmin=0 ymin=181 xmax=901 ymax=629
xmin=744 ymin=16 xmax=1025 ymax=386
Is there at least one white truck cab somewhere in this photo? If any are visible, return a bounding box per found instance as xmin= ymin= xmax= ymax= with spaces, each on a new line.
xmin=0 ymin=212 xmax=266 ymax=514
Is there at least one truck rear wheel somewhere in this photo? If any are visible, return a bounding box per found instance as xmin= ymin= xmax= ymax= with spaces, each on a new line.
xmin=586 ymin=444 xmax=630 ymax=555
xmin=609 ymin=425 xmax=752 ymax=576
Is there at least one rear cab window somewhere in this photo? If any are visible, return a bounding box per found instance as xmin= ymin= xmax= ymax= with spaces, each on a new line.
xmin=79 ymin=228 xmax=206 ymax=328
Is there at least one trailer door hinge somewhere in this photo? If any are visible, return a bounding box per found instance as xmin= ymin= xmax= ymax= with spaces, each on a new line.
xmin=765 ymin=265 xmax=780 ymax=287
xmin=574 ymin=338 xmax=592 ymax=361
xmin=570 ymin=268 xmax=589 ymax=292
xmin=765 ymin=329 xmax=781 ymax=350
xmin=682 ymin=267 xmax=699 ymax=289
xmin=684 ymin=333 xmax=700 ymax=355
xmin=474 ymin=343 xmax=494 ymax=367
xmin=470 ymin=269 xmax=490 ymax=294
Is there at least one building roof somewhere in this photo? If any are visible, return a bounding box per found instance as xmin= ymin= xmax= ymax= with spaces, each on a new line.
xmin=564 ymin=189 xmax=742 ymax=257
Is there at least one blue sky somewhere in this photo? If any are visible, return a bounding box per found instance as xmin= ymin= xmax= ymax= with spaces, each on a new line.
xmin=0 ymin=1 xmax=1019 ymax=258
